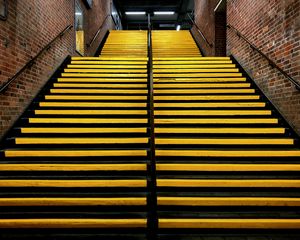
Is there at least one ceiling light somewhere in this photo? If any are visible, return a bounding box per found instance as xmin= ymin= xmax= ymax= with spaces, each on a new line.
xmin=154 ymin=11 xmax=175 ymax=15
xmin=75 ymin=12 xmax=82 ymax=16
xmin=125 ymin=11 xmax=146 ymax=15
xmin=176 ymin=25 xmax=181 ymax=31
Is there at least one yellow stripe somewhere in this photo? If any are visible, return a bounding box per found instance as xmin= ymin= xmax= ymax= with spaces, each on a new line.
xmin=154 ymin=95 xmax=260 ymax=100
xmin=153 ymin=69 xmax=239 ymax=73
xmin=156 ymin=164 xmax=300 ymax=171
xmin=15 ymin=138 xmax=149 ymax=144
xmin=154 ymin=77 xmax=246 ymax=82
xmin=155 ymin=110 xmax=271 ymax=116
xmin=159 ymin=219 xmax=300 ymax=229
xmin=39 ymin=102 xmax=147 ymax=108
xmin=45 ymin=95 xmax=147 ymax=100
xmin=5 ymin=150 xmax=147 ymax=157
xmin=57 ymin=78 xmax=147 ymax=82
xmin=154 ymin=73 xmax=242 ymax=77
xmin=53 ymin=83 xmax=147 ymax=88
xmin=21 ymin=127 xmax=147 ymax=134
xmin=154 ymin=83 xmax=250 ymax=88
xmin=158 ymin=197 xmax=300 ymax=206
xmin=155 ymin=138 xmax=293 ymax=145
xmin=0 ymin=198 xmax=147 ymax=206
xmin=61 ymin=73 xmax=148 ymax=77
xmin=153 ymin=57 xmax=230 ymax=60
xmin=157 ymin=179 xmax=300 ymax=187
xmin=153 ymin=61 xmax=232 ymax=64
xmin=29 ymin=118 xmax=148 ymax=124
xmin=155 ymin=128 xmax=285 ymax=134
xmin=154 ymin=64 xmax=236 ymax=69
xmin=70 ymin=61 xmax=147 ymax=65
xmin=64 ymin=69 xmax=147 ymax=73
xmin=0 ymin=219 xmax=147 ymax=228
xmin=68 ymin=65 xmax=147 ymax=69
xmin=155 ymin=118 xmax=278 ymax=124
xmin=35 ymin=110 xmax=147 ymax=115
xmin=156 ymin=150 xmax=300 ymax=157
xmin=154 ymin=89 xmax=255 ymax=94
xmin=0 ymin=164 xmax=146 ymax=171
xmin=50 ymin=89 xmax=148 ymax=94
xmin=0 ymin=180 xmax=147 ymax=187
xmin=154 ymin=103 xmax=265 ymax=108
xmin=71 ymin=57 xmax=148 ymax=60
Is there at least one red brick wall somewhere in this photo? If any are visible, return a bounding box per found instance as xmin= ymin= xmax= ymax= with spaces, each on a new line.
xmin=0 ymin=0 xmax=113 ymax=139
xmin=193 ymin=0 xmax=219 ymax=56
xmin=227 ymin=0 xmax=300 ymax=134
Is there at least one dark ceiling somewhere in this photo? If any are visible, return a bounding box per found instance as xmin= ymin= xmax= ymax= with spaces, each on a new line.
xmin=113 ymin=0 xmax=194 ymax=30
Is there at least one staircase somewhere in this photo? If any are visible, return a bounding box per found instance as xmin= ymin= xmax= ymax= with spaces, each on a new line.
xmin=1 ymin=30 xmax=300 ymax=239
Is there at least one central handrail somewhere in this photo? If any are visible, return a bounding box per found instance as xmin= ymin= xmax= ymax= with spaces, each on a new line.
xmin=86 ymin=14 xmax=114 ymax=48
xmin=147 ymin=13 xmax=158 ymax=240
xmin=188 ymin=13 xmax=213 ymax=48
xmin=0 ymin=24 xmax=73 ymax=93
xmin=227 ymin=24 xmax=300 ymax=90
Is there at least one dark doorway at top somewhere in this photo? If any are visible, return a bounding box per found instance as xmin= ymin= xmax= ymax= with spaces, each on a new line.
xmin=214 ymin=0 xmax=226 ymax=56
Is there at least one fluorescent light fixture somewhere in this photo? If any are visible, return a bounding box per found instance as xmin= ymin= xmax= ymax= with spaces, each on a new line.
xmin=125 ymin=11 xmax=146 ymax=15
xmin=176 ymin=25 xmax=181 ymax=31
xmin=75 ymin=12 xmax=82 ymax=16
xmin=154 ymin=11 xmax=175 ymax=15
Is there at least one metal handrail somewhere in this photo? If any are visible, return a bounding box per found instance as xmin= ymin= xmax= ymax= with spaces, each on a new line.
xmin=147 ymin=13 xmax=158 ymax=240
xmin=0 ymin=24 xmax=73 ymax=93
xmin=227 ymin=24 xmax=300 ymax=90
xmin=86 ymin=14 xmax=114 ymax=48
xmin=188 ymin=13 xmax=213 ymax=48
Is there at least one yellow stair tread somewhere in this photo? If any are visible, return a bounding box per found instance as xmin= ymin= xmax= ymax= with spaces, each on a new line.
xmin=57 ymin=78 xmax=147 ymax=83
xmin=153 ymin=69 xmax=239 ymax=73
xmin=154 ymin=77 xmax=247 ymax=82
xmin=67 ymin=65 xmax=147 ymax=69
xmin=157 ymin=197 xmax=300 ymax=206
xmin=0 ymin=179 xmax=147 ymax=187
xmin=154 ymin=64 xmax=236 ymax=68
xmin=71 ymin=57 xmax=148 ymax=60
xmin=70 ymin=61 xmax=147 ymax=65
xmin=154 ymin=73 xmax=243 ymax=77
xmin=155 ymin=127 xmax=285 ymax=134
xmin=153 ymin=61 xmax=233 ymax=64
xmin=153 ymin=83 xmax=250 ymax=88
xmin=155 ymin=110 xmax=271 ymax=116
xmin=154 ymin=95 xmax=260 ymax=100
xmin=154 ymin=103 xmax=265 ymax=108
xmin=21 ymin=127 xmax=147 ymax=133
xmin=155 ymin=138 xmax=293 ymax=145
xmin=64 ymin=69 xmax=147 ymax=73
xmin=153 ymin=57 xmax=230 ymax=60
xmin=156 ymin=163 xmax=300 ymax=171
xmin=53 ymin=83 xmax=147 ymax=88
xmin=155 ymin=118 xmax=278 ymax=124
xmin=0 ymin=219 xmax=147 ymax=228
xmin=159 ymin=219 xmax=300 ymax=229
xmin=34 ymin=110 xmax=147 ymax=115
xmin=61 ymin=73 xmax=148 ymax=77
xmin=45 ymin=95 xmax=148 ymax=100
xmin=5 ymin=149 xmax=147 ymax=157
xmin=39 ymin=102 xmax=147 ymax=107
xmin=29 ymin=118 xmax=148 ymax=124
xmin=50 ymin=89 xmax=148 ymax=94
xmin=154 ymin=89 xmax=255 ymax=93
xmin=0 ymin=164 xmax=147 ymax=171
xmin=15 ymin=137 xmax=149 ymax=144
xmin=156 ymin=150 xmax=300 ymax=157
xmin=0 ymin=198 xmax=146 ymax=206
xmin=157 ymin=179 xmax=300 ymax=187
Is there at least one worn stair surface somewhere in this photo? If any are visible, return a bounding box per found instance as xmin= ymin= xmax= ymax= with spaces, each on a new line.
xmin=1 ymin=30 xmax=300 ymax=240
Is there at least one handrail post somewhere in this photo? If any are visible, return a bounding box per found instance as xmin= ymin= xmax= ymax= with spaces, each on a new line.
xmin=146 ymin=12 xmax=158 ymax=240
